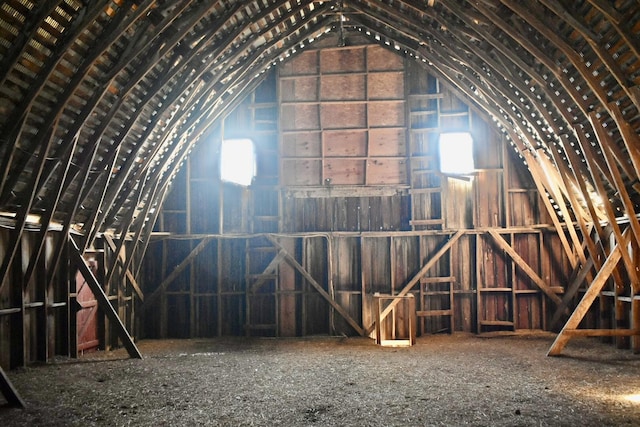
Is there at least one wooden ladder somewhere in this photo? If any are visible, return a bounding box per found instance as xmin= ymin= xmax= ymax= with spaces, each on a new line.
xmin=418 ymin=276 xmax=455 ymax=334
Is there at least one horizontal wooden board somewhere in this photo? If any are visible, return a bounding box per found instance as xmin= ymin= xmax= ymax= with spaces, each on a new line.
xmin=321 ymin=103 xmax=366 ymax=129
xmin=324 ymin=158 xmax=366 ymax=185
xmin=321 ymin=74 xmax=365 ymax=101
xmin=323 ymin=130 xmax=367 ymax=157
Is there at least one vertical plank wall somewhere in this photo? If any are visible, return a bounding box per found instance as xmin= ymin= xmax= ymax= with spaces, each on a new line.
xmin=144 ymin=34 xmax=589 ymax=339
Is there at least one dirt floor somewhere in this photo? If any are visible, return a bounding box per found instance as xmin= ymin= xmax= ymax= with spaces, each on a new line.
xmin=1 ymin=332 xmax=639 ymax=426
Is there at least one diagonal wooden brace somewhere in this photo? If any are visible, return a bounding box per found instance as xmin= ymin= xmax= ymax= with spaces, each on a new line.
xmin=70 ymin=238 xmax=142 ymax=359
xmin=364 ymin=231 xmax=464 ymax=335
xmin=547 ymin=234 xmax=627 ymax=356
xmin=266 ymin=235 xmax=365 ymax=336
xmin=103 ymin=233 xmax=144 ymax=302
xmin=0 ymin=365 xmax=26 ymax=408
xmin=487 ymin=229 xmax=563 ymax=306
xmin=144 ymin=237 xmax=213 ymax=308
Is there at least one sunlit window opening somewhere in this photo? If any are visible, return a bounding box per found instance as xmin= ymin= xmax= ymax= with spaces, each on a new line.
xmin=439 ymin=132 xmax=475 ymax=175
xmin=220 ymin=138 xmax=256 ymax=186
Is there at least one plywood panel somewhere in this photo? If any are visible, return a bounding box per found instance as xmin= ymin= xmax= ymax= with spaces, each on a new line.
xmin=368 ymin=101 xmax=405 ymax=127
xmin=282 ymin=131 xmax=322 ymax=157
xmin=281 ymin=159 xmax=322 ymax=185
xmin=321 ymin=74 xmax=365 ymax=101
xmin=367 ymin=45 xmax=404 ymax=71
xmin=281 ymin=76 xmax=318 ymax=102
xmin=367 ymin=158 xmax=407 ymax=185
xmin=320 ymin=103 xmax=366 ymax=129
xmin=368 ymin=72 xmax=404 ymax=100
xmin=324 ymin=158 xmax=365 ymax=185
xmin=369 ymin=128 xmax=406 ymax=156
xmin=320 ymin=47 xmax=365 ymax=73
xmin=281 ymin=104 xmax=320 ymax=131
xmin=323 ymin=130 xmax=367 ymax=157
xmin=280 ymin=50 xmax=318 ymax=76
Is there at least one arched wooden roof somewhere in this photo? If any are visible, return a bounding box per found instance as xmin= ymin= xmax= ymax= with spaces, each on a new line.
xmin=1 ymin=0 xmax=639 ymax=247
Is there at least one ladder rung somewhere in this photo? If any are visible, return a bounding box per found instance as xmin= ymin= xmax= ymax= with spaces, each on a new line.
xmin=417 ymin=309 xmax=452 ymax=317
xmin=410 ymin=219 xmax=444 ymax=225
xmin=421 ymin=276 xmax=455 ymax=283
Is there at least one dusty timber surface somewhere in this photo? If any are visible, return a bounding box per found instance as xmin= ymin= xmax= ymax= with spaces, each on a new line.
xmin=1 ymin=332 xmax=639 ymax=426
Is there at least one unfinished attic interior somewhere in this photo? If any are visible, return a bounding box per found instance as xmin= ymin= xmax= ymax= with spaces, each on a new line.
xmin=1 ymin=0 xmax=640 ymax=423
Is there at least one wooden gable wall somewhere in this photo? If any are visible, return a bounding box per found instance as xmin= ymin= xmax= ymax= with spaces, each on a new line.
xmin=142 ymin=36 xmax=584 ymax=340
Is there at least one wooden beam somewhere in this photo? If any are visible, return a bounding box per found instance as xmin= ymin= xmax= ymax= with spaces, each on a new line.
xmin=70 ymin=238 xmax=142 ymax=359
xmin=144 ymin=237 xmax=214 ymax=308
xmin=364 ymin=231 xmax=464 ymax=335
xmin=535 ymin=151 xmax=588 ymax=266
xmin=265 ymin=235 xmax=365 ymax=336
xmin=548 ymin=234 xmax=627 ymax=356
xmin=608 ymin=103 xmax=640 ymax=183
xmin=487 ymin=230 xmax=563 ymax=306
xmin=573 ymin=126 xmax=640 ymax=284
xmin=0 ymin=365 xmax=26 ymax=408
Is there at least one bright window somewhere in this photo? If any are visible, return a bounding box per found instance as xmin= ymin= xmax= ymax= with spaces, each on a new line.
xmin=220 ymin=138 xmax=256 ymax=186
xmin=439 ymin=132 xmax=475 ymax=175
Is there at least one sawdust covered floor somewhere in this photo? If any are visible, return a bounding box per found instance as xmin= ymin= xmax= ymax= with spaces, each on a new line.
xmin=1 ymin=332 xmax=639 ymax=426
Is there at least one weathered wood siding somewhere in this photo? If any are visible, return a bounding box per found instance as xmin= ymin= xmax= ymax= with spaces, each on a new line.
xmin=145 ymin=35 xmax=580 ymax=339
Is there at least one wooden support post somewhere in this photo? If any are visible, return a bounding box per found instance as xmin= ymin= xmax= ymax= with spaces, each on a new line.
xmin=548 ymin=235 xmax=627 ymax=356
xmin=70 ymin=238 xmax=142 ymax=359
xmin=0 ymin=366 xmax=26 ymax=408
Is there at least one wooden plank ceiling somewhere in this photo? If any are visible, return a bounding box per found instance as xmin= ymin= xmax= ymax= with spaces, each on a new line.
xmin=0 ymin=0 xmax=639 ymax=255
